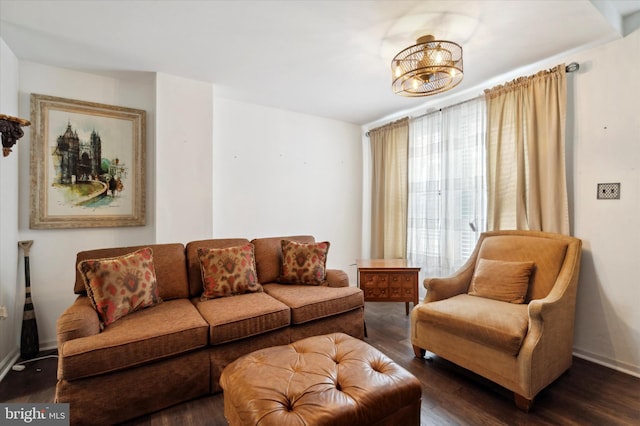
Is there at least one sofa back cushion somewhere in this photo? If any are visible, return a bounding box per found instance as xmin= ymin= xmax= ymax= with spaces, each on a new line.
xmin=476 ymin=235 xmax=568 ymax=301
xmin=186 ymin=238 xmax=251 ymax=298
xmin=251 ymin=236 xmax=315 ymax=284
xmin=74 ymin=243 xmax=189 ymax=300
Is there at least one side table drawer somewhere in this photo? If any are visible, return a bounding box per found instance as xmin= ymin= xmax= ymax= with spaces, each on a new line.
xmin=388 ymin=272 xmax=417 ymax=300
xmin=357 ymin=260 xmax=420 ymax=316
xmin=361 ymin=272 xmax=389 ymax=299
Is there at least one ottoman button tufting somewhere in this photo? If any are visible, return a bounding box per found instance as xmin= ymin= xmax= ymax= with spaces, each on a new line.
xmin=220 ymin=333 xmax=421 ymax=426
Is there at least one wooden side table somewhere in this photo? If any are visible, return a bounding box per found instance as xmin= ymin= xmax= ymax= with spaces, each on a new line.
xmin=356 ymin=259 xmax=421 ymax=315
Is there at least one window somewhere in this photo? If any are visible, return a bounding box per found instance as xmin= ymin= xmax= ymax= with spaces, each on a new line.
xmin=407 ymin=97 xmax=486 ymax=277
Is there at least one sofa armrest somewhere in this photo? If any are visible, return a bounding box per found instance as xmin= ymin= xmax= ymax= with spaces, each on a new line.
xmin=325 ymin=269 xmax=349 ymax=287
xmin=57 ymin=295 xmax=100 ymax=348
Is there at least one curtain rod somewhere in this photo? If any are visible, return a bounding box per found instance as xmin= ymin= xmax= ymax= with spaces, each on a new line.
xmin=365 ymin=62 xmax=579 ymax=137
xmin=366 ymin=95 xmax=481 ymax=137
xmin=566 ymin=62 xmax=579 ymax=73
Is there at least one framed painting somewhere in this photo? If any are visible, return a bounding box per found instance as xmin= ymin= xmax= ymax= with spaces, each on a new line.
xmin=30 ymin=94 xmax=146 ymax=228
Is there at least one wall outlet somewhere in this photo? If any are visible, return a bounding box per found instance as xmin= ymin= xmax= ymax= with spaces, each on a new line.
xmin=597 ymin=183 xmax=620 ymax=200
xmin=0 ymin=305 xmax=8 ymax=320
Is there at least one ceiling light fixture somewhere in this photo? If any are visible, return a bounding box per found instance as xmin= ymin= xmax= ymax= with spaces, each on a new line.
xmin=392 ymin=35 xmax=463 ymax=97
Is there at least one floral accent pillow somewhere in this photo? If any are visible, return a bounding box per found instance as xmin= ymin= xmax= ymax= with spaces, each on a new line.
xmin=198 ymin=243 xmax=262 ymax=300
xmin=279 ymin=240 xmax=330 ymax=285
xmin=78 ymin=247 xmax=161 ymax=327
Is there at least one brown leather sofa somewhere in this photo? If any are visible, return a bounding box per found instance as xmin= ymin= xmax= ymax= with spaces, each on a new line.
xmin=55 ymin=235 xmax=364 ymax=425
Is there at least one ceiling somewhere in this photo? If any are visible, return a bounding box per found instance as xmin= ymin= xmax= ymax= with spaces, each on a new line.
xmin=1 ymin=0 xmax=639 ymax=125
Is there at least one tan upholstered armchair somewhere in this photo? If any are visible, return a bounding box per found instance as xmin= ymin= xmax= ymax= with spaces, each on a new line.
xmin=410 ymin=230 xmax=582 ymax=411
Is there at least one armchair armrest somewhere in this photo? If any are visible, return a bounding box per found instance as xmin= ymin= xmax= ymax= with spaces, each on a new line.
xmin=527 ymin=280 xmax=577 ymax=340
xmin=527 ymin=249 xmax=581 ymax=330
xmin=325 ymin=269 xmax=349 ymax=287
xmin=57 ymin=295 xmax=100 ymax=348
xmin=423 ymin=261 xmax=475 ymax=302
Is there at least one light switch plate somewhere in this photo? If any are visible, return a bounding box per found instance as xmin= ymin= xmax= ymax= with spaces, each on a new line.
xmin=597 ymin=183 xmax=620 ymax=199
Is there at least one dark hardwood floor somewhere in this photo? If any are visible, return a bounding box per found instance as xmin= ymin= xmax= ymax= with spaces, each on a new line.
xmin=1 ymin=302 xmax=638 ymax=425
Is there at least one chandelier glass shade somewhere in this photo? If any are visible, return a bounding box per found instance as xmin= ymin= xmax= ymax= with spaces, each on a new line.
xmin=392 ymin=35 xmax=464 ymax=97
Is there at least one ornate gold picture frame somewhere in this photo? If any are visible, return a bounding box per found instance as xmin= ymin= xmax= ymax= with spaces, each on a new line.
xmin=30 ymin=94 xmax=146 ymax=229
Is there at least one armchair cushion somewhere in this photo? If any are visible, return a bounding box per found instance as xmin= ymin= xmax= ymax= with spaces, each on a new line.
xmin=415 ymin=294 xmax=529 ymax=355
xmin=468 ymin=259 xmax=534 ymax=304
xmin=476 ymin=234 xmax=568 ymax=301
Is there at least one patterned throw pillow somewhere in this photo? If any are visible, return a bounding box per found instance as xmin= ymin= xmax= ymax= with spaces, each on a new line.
xmin=78 ymin=247 xmax=161 ymax=327
xmin=198 ymin=243 xmax=262 ymax=300
xmin=468 ymin=258 xmax=535 ymax=304
xmin=279 ymin=240 xmax=330 ymax=285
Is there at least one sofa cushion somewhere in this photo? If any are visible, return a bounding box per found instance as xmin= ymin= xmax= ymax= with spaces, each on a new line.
xmin=74 ymin=243 xmax=189 ymax=300
xmin=468 ymin=258 xmax=534 ymax=304
xmin=194 ymin=292 xmax=291 ymax=345
xmin=58 ymin=299 xmax=209 ymax=381
xmin=198 ymin=243 xmax=262 ymax=300
xmin=186 ymin=238 xmax=252 ymax=298
xmin=415 ymin=294 xmax=529 ymax=355
xmin=78 ymin=247 xmax=161 ymax=327
xmin=263 ymin=283 xmax=364 ymax=324
xmin=279 ymin=240 xmax=330 ymax=285
xmin=252 ymin=235 xmax=315 ymax=284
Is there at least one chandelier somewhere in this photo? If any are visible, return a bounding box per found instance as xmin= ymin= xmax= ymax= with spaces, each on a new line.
xmin=391 ymin=35 xmax=463 ymax=97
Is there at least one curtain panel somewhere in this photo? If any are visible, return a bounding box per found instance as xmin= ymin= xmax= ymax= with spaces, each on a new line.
xmin=484 ymin=64 xmax=569 ymax=234
xmin=407 ymin=98 xmax=487 ymax=277
xmin=369 ymin=118 xmax=409 ymax=259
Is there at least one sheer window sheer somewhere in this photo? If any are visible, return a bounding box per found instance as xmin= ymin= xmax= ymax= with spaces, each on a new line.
xmin=407 ymin=98 xmax=487 ymax=277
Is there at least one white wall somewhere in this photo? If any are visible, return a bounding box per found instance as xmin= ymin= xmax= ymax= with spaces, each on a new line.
xmin=362 ymin=30 xmax=640 ymax=376
xmin=568 ymin=29 xmax=640 ymax=376
xmin=0 ymin=38 xmax=21 ymax=378
xmin=212 ymin=97 xmax=363 ymax=283
xmin=155 ymin=73 xmax=214 ymax=243
xmin=16 ymin=63 xmax=157 ymax=350
xmin=1 ymin=61 xmax=363 ymax=367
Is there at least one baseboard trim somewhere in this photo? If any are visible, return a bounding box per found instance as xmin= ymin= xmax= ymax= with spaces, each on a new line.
xmin=573 ymin=348 xmax=640 ymax=378
xmin=0 ymin=341 xmax=57 ymax=383
xmin=0 ymin=348 xmax=20 ymax=383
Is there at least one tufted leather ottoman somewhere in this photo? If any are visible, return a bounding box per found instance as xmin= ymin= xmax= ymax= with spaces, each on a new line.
xmin=219 ymin=332 xmax=421 ymax=426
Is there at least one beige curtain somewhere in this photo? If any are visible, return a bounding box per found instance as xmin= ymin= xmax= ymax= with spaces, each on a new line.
xmin=485 ymin=64 xmax=569 ymax=234
xmin=369 ymin=118 xmax=409 ymax=258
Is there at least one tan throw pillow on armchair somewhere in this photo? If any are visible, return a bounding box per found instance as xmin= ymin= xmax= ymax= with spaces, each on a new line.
xmin=468 ymin=258 xmax=535 ymax=304
xmin=279 ymin=240 xmax=330 ymax=285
